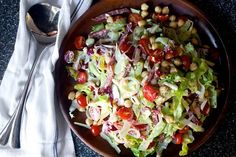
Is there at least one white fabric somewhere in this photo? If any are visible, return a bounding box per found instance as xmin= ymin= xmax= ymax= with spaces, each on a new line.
xmin=0 ymin=0 xmax=92 ymax=156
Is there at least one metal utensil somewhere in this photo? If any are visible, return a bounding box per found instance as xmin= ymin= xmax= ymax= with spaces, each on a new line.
xmin=0 ymin=3 xmax=60 ymax=148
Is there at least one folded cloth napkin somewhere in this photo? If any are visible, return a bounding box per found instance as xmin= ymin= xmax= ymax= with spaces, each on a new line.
xmin=0 ymin=0 xmax=92 ymax=156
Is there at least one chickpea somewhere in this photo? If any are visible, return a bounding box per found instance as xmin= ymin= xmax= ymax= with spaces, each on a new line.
xmin=85 ymin=118 xmax=93 ymax=126
xmin=173 ymin=58 xmax=182 ymax=66
xmin=141 ymin=10 xmax=148 ymax=18
xmin=190 ymin=62 xmax=198 ymax=71
xmin=154 ymin=6 xmax=162 ymax=13
xmin=162 ymin=6 xmax=170 ymax=15
xmin=170 ymin=66 xmax=178 ymax=73
xmin=124 ymin=100 xmax=132 ymax=108
xmin=141 ymin=3 xmax=149 ymax=11
xmin=161 ymin=60 xmax=169 ymax=67
xmin=169 ymin=15 xmax=176 ymax=21
xmin=138 ymin=20 xmax=146 ymax=27
xmin=68 ymin=91 xmax=75 ymax=100
xmin=177 ymin=19 xmax=185 ymax=27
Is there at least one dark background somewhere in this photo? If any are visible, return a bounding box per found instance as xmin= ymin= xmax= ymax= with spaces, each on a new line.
xmin=0 ymin=0 xmax=236 ymax=157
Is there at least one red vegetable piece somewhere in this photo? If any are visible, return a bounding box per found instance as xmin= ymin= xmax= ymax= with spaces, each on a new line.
xmin=76 ymin=94 xmax=87 ymax=108
xmin=77 ymin=70 xmax=88 ymax=84
xmin=142 ymin=84 xmax=159 ymax=102
xmin=138 ymin=37 xmax=151 ymax=54
xmin=173 ymin=133 xmax=183 ymax=144
xmin=202 ymin=102 xmax=211 ymax=115
xmin=150 ymin=49 xmax=164 ymax=63
xmin=156 ymin=14 xmax=169 ymax=22
xmin=128 ymin=13 xmax=142 ymax=24
xmin=134 ymin=124 xmax=148 ymax=131
xmin=179 ymin=126 xmax=189 ymax=134
xmin=74 ymin=36 xmax=85 ymax=50
xmin=117 ymin=107 xmax=133 ymax=120
xmin=181 ymin=55 xmax=191 ymax=70
xmin=91 ymin=125 xmax=101 ymax=136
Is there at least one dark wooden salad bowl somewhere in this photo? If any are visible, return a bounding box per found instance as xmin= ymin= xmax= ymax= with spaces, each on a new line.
xmin=55 ymin=0 xmax=231 ymax=156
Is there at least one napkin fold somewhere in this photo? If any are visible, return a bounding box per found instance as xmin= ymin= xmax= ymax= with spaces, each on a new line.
xmin=0 ymin=0 xmax=92 ymax=156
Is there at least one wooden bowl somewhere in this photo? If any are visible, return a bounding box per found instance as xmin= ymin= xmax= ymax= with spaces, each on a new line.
xmin=55 ymin=0 xmax=231 ymax=156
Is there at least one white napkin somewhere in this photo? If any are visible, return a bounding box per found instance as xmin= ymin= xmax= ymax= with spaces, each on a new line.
xmin=0 ymin=0 xmax=92 ymax=156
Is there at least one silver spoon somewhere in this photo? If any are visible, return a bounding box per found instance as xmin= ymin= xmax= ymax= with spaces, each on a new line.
xmin=0 ymin=3 xmax=60 ymax=148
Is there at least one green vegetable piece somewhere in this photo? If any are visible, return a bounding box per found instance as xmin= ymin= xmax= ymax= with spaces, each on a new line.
xmin=108 ymin=31 xmax=120 ymax=41
xmin=86 ymin=38 xmax=95 ymax=47
xmin=92 ymin=23 xmax=105 ymax=32
xmin=66 ymin=66 xmax=78 ymax=80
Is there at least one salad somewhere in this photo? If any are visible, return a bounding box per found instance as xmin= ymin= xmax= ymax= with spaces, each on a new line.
xmin=64 ymin=3 xmax=219 ymax=157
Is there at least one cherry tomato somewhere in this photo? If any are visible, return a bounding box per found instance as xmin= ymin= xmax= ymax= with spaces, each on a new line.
xmin=77 ymin=70 xmax=88 ymax=84
xmin=138 ymin=37 xmax=151 ymax=54
xmin=128 ymin=13 xmax=142 ymax=24
xmin=142 ymin=84 xmax=159 ymax=102
xmin=117 ymin=107 xmax=133 ymax=120
xmin=156 ymin=14 xmax=169 ymax=22
xmin=91 ymin=125 xmax=101 ymax=136
xmin=174 ymin=133 xmax=183 ymax=144
xmin=76 ymin=94 xmax=87 ymax=108
xmin=74 ymin=36 xmax=85 ymax=50
xmin=179 ymin=126 xmax=189 ymax=134
xmin=181 ymin=55 xmax=191 ymax=70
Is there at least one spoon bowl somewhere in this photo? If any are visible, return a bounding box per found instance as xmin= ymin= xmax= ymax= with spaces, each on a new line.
xmin=0 ymin=3 xmax=60 ymax=148
xmin=26 ymin=3 xmax=60 ymax=44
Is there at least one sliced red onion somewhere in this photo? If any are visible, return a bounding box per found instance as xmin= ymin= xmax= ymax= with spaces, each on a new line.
xmin=64 ymin=50 xmax=74 ymax=63
xmin=152 ymin=109 xmax=160 ymax=125
xmin=87 ymin=47 xmax=94 ymax=55
xmin=128 ymin=128 xmax=141 ymax=138
xmin=126 ymin=22 xmax=133 ymax=33
xmin=88 ymin=106 xmax=101 ymax=122
xmin=89 ymin=29 xmax=109 ymax=38
xmin=92 ymin=8 xmax=130 ymax=22
xmin=123 ymin=63 xmax=131 ymax=77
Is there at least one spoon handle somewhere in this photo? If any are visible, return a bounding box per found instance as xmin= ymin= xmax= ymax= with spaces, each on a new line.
xmin=0 ymin=49 xmax=45 ymax=148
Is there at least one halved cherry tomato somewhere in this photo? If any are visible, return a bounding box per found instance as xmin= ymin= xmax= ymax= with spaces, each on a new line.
xmin=76 ymin=94 xmax=87 ymax=108
xmin=117 ymin=107 xmax=133 ymax=120
xmin=138 ymin=37 xmax=151 ymax=54
xmin=179 ymin=126 xmax=189 ymax=134
xmin=74 ymin=36 xmax=85 ymax=50
xmin=181 ymin=55 xmax=191 ymax=70
xmin=77 ymin=70 xmax=88 ymax=84
xmin=142 ymin=84 xmax=159 ymax=102
xmin=128 ymin=13 xmax=142 ymax=24
xmin=91 ymin=125 xmax=101 ymax=136
xmin=174 ymin=133 xmax=183 ymax=144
